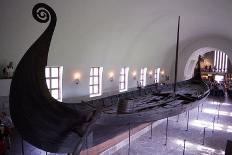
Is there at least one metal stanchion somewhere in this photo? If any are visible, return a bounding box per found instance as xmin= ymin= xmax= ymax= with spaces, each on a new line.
xmin=128 ymin=123 xmax=131 ymax=155
xmin=45 ymin=152 xmax=47 ymax=155
xmin=186 ymin=111 xmax=189 ymax=131
xmin=201 ymin=102 xmax=204 ymax=112
xmin=164 ymin=117 xmax=169 ymax=146
xmin=212 ymin=116 xmax=216 ymax=133
xmin=21 ymin=137 xmax=24 ymax=155
xmin=197 ymin=105 xmax=200 ymax=120
xmin=213 ymin=99 xmax=216 ymax=109
xmin=176 ymin=114 xmax=179 ymax=122
xmin=86 ymin=134 xmax=88 ymax=155
xmin=202 ymin=127 xmax=206 ymax=145
xmin=150 ymin=122 xmax=153 ymax=139
xmin=183 ymin=139 xmax=186 ymax=155
xmin=217 ymin=103 xmax=221 ymax=123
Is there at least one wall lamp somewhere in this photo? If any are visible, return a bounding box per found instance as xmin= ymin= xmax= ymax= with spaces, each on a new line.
xmin=132 ymin=71 xmax=137 ymax=80
xmin=74 ymin=72 xmax=81 ymax=85
xmin=160 ymin=70 xmax=165 ymax=75
xmin=109 ymin=72 xmax=114 ymax=82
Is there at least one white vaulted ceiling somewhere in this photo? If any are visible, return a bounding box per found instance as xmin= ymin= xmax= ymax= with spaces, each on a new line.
xmin=1 ymin=0 xmax=232 ymax=99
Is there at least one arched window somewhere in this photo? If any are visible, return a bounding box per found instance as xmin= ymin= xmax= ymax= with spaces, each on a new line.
xmin=214 ymin=50 xmax=228 ymax=73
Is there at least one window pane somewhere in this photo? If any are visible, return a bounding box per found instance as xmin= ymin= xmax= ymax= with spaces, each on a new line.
xmin=51 ymin=68 xmax=58 ymax=77
xmin=120 ymin=83 xmax=124 ymax=90
xmin=51 ymin=89 xmax=59 ymax=99
xmin=94 ymin=85 xmax=98 ymax=93
xmin=90 ymin=86 xmax=93 ymax=94
xmin=46 ymin=79 xmax=50 ymax=89
xmin=51 ymin=79 xmax=59 ymax=89
xmin=121 ymin=68 xmax=124 ymax=74
xmin=89 ymin=77 xmax=93 ymax=85
xmin=120 ymin=76 xmax=124 ymax=82
xmin=45 ymin=68 xmax=50 ymax=77
xmin=90 ymin=68 xmax=93 ymax=76
xmin=94 ymin=68 xmax=99 ymax=75
xmin=94 ymin=77 xmax=98 ymax=84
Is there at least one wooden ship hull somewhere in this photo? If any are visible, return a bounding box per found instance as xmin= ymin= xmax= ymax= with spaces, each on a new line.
xmin=9 ymin=3 xmax=210 ymax=154
xmin=95 ymin=79 xmax=209 ymax=125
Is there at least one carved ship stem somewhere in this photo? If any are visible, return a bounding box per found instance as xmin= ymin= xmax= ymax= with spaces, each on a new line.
xmin=9 ymin=3 xmax=99 ymax=154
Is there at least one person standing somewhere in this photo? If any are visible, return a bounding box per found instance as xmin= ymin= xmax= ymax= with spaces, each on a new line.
xmin=0 ymin=113 xmax=13 ymax=130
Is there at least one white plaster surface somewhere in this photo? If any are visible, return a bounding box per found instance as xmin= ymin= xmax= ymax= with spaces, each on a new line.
xmin=1 ymin=0 xmax=232 ymax=99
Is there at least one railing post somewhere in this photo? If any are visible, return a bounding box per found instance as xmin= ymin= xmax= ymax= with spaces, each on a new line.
xmin=21 ymin=137 xmax=24 ymax=155
xmin=128 ymin=123 xmax=131 ymax=155
xmin=212 ymin=116 xmax=216 ymax=133
xmin=203 ymin=127 xmax=206 ymax=145
xmin=186 ymin=111 xmax=190 ymax=131
xmin=176 ymin=114 xmax=179 ymax=122
xmin=164 ymin=117 xmax=169 ymax=146
xmin=150 ymin=122 xmax=153 ymax=139
xmin=183 ymin=139 xmax=186 ymax=155
xmin=201 ymin=102 xmax=204 ymax=112
xmin=217 ymin=103 xmax=221 ymax=123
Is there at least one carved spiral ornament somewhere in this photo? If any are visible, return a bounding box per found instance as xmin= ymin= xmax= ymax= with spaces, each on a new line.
xmin=32 ymin=3 xmax=55 ymax=23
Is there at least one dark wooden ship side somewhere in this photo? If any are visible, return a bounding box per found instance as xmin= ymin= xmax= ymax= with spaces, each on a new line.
xmin=9 ymin=3 xmax=100 ymax=154
xmin=9 ymin=3 xmax=209 ymax=154
xmin=96 ymin=78 xmax=209 ymax=125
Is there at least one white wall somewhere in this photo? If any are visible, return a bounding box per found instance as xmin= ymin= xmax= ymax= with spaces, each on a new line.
xmin=0 ymin=79 xmax=11 ymax=96
xmin=1 ymin=0 xmax=232 ymax=101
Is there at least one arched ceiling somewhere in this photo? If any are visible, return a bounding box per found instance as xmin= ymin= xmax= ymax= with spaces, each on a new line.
xmin=1 ymin=0 xmax=232 ymax=66
xmin=1 ymin=0 xmax=232 ymax=97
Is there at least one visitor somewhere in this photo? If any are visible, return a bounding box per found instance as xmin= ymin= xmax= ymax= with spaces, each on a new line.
xmin=0 ymin=120 xmax=8 ymax=155
xmin=0 ymin=112 xmax=14 ymax=133
xmin=2 ymin=62 xmax=14 ymax=78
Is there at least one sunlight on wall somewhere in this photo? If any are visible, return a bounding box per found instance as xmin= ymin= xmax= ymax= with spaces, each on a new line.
xmin=175 ymin=139 xmax=224 ymax=155
xmin=191 ymin=120 xmax=223 ymax=131
xmin=208 ymin=101 xmax=231 ymax=106
xmin=203 ymin=108 xmax=232 ymax=117
xmin=191 ymin=119 xmax=232 ymax=133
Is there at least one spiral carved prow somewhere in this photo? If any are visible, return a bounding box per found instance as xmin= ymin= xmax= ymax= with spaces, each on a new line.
xmin=32 ymin=3 xmax=56 ymax=24
xmin=9 ymin=3 xmax=89 ymax=153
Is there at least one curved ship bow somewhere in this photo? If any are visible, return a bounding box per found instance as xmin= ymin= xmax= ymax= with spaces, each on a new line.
xmin=9 ymin=3 xmax=98 ymax=153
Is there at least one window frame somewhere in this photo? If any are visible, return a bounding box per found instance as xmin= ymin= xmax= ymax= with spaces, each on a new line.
xmin=45 ymin=66 xmax=63 ymax=101
xmin=119 ymin=67 xmax=129 ymax=92
xmin=89 ymin=67 xmax=103 ymax=97
xmin=154 ymin=68 xmax=160 ymax=83
xmin=140 ymin=67 xmax=147 ymax=87
xmin=214 ymin=50 xmax=228 ymax=73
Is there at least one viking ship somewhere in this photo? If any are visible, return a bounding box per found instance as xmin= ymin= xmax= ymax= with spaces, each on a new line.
xmin=9 ymin=3 xmax=210 ymax=154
